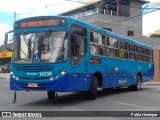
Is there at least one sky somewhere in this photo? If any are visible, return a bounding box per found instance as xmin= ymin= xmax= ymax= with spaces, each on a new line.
xmin=0 ymin=0 xmax=160 ymax=45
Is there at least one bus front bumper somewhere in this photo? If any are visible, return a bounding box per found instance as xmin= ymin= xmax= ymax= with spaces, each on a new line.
xmin=10 ymin=73 xmax=91 ymax=92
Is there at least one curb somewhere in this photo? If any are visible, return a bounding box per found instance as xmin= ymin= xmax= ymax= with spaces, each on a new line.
xmin=143 ymin=82 xmax=160 ymax=85
xmin=0 ymin=77 xmax=9 ymax=79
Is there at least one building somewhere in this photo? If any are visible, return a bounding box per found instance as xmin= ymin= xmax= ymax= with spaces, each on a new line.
xmin=60 ymin=0 xmax=160 ymax=82
xmin=0 ymin=43 xmax=12 ymax=66
xmin=60 ymin=0 xmax=148 ymax=37
xmin=0 ymin=30 xmax=13 ymax=66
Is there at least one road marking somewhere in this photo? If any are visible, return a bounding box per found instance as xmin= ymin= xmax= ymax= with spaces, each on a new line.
xmin=115 ymin=102 xmax=157 ymax=109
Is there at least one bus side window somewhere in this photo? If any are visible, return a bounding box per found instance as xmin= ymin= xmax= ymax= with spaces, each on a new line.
xmin=71 ymin=38 xmax=76 ymax=56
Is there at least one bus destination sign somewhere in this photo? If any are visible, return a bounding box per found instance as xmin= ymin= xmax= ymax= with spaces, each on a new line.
xmin=15 ymin=18 xmax=66 ymax=29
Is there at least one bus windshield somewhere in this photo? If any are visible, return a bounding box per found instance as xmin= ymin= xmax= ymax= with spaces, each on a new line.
xmin=12 ymin=31 xmax=68 ymax=64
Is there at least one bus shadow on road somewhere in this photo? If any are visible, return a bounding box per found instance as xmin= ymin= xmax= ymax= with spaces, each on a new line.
xmin=22 ymin=92 xmax=90 ymax=106
xmin=97 ymin=87 xmax=147 ymax=97
xmin=22 ymin=87 xmax=148 ymax=107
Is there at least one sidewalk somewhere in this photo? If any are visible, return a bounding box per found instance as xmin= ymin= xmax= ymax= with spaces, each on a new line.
xmin=143 ymin=82 xmax=160 ymax=85
xmin=0 ymin=73 xmax=10 ymax=79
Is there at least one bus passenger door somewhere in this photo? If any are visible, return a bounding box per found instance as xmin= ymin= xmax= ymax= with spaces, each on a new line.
xmin=69 ymin=25 xmax=87 ymax=91
xmin=70 ymin=25 xmax=87 ymax=68
xmin=70 ymin=36 xmax=86 ymax=67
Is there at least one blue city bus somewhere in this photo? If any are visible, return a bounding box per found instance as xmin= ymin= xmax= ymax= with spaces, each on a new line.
xmin=10 ymin=16 xmax=154 ymax=100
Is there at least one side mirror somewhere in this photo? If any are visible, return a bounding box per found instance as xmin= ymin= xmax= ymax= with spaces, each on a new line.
xmin=4 ymin=30 xmax=13 ymax=45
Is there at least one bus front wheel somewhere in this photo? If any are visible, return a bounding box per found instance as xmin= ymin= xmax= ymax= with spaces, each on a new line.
xmin=87 ymin=76 xmax=98 ymax=100
xmin=47 ymin=91 xmax=55 ymax=100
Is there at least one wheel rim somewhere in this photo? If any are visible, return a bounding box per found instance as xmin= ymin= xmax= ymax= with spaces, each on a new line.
xmin=137 ymin=76 xmax=141 ymax=89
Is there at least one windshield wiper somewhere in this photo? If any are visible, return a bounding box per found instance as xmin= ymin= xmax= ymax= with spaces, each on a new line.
xmin=41 ymin=29 xmax=53 ymax=39
xmin=22 ymin=32 xmax=29 ymax=46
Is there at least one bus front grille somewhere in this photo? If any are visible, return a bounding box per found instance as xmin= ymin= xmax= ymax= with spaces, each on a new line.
xmin=19 ymin=77 xmax=49 ymax=80
xmin=14 ymin=66 xmax=54 ymax=72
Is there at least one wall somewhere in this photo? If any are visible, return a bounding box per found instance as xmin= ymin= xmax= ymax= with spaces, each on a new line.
xmin=77 ymin=2 xmax=143 ymax=37
xmin=153 ymin=49 xmax=160 ymax=82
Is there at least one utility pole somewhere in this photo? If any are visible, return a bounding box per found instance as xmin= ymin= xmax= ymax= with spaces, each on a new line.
xmin=116 ymin=0 xmax=119 ymax=16
xmin=14 ymin=12 xmax=16 ymax=22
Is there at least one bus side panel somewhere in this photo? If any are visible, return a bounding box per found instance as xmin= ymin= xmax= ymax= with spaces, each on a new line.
xmin=67 ymin=73 xmax=92 ymax=92
xmin=127 ymin=73 xmax=136 ymax=85
xmin=142 ymin=64 xmax=154 ymax=83
xmin=103 ymin=73 xmax=135 ymax=88
xmin=103 ymin=74 xmax=117 ymax=88
xmin=118 ymin=73 xmax=128 ymax=86
xmin=102 ymin=61 xmax=154 ymax=88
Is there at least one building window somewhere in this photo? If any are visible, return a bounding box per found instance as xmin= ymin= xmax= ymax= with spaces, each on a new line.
xmin=128 ymin=31 xmax=134 ymax=36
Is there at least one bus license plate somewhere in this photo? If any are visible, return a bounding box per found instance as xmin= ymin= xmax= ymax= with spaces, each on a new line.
xmin=28 ymin=83 xmax=38 ymax=88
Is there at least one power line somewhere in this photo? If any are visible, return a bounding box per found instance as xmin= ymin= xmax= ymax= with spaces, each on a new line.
xmin=0 ymin=20 xmax=11 ymax=33
xmin=92 ymin=8 xmax=159 ymax=28
xmin=65 ymin=0 xmax=150 ymax=22
xmin=15 ymin=6 xmax=48 ymax=16
xmin=90 ymin=2 xmax=160 ymax=27
xmin=65 ymin=0 xmax=89 ymax=4
xmin=0 ymin=21 xmax=13 ymax=45
xmin=112 ymin=3 xmax=160 ymax=24
xmin=12 ymin=0 xmax=160 ymax=19
xmin=113 ymin=9 xmax=159 ymax=25
xmin=62 ymin=0 xmax=160 ymax=33
xmin=15 ymin=0 xmax=88 ymax=16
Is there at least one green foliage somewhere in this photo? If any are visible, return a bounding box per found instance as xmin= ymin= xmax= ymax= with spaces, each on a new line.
xmin=151 ymin=34 xmax=160 ymax=38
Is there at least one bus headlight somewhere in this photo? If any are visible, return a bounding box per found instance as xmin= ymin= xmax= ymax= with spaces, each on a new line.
xmin=61 ymin=69 xmax=66 ymax=76
xmin=50 ymin=69 xmax=67 ymax=81
xmin=50 ymin=77 xmax=54 ymax=81
xmin=10 ymin=72 xmax=13 ymax=75
xmin=56 ymin=75 xmax=59 ymax=79
xmin=13 ymin=75 xmax=15 ymax=79
xmin=15 ymin=77 xmax=19 ymax=80
xmin=61 ymin=71 xmax=65 ymax=75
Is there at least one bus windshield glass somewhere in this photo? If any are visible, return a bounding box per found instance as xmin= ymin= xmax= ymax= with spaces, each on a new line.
xmin=12 ymin=31 xmax=68 ymax=64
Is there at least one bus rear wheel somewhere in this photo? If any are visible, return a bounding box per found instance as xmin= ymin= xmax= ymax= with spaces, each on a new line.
xmin=129 ymin=75 xmax=142 ymax=91
xmin=87 ymin=76 xmax=98 ymax=100
xmin=47 ymin=91 xmax=55 ymax=100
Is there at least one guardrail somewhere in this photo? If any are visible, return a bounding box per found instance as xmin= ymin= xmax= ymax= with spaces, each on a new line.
xmin=70 ymin=8 xmax=118 ymax=19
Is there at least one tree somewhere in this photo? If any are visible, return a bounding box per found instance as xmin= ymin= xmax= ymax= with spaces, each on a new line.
xmin=155 ymin=29 xmax=160 ymax=34
xmin=151 ymin=34 xmax=160 ymax=38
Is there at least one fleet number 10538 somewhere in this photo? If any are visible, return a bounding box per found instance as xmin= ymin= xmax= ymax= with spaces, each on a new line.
xmin=39 ymin=72 xmax=52 ymax=76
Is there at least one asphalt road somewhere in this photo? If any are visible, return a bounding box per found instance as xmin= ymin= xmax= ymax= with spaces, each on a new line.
xmin=0 ymin=73 xmax=160 ymax=120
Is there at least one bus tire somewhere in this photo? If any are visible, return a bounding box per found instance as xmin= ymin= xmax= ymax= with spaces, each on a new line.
xmin=129 ymin=75 xmax=142 ymax=91
xmin=87 ymin=76 xmax=98 ymax=100
xmin=47 ymin=91 xmax=55 ymax=100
